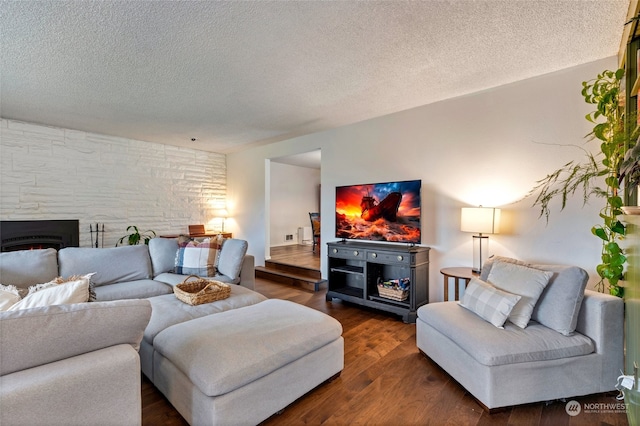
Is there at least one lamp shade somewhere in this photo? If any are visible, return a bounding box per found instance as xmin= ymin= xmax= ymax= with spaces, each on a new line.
xmin=213 ymin=209 xmax=229 ymax=218
xmin=460 ymin=207 xmax=500 ymax=234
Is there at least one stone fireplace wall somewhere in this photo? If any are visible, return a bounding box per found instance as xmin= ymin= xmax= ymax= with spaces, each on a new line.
xmin=0 ymin=119 xmax=226 ymax=247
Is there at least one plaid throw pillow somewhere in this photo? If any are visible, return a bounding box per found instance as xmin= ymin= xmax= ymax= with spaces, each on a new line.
xmin=459 ymin=277 xmax=521 ymax=329
xmin=175 ymin=236 xmax=224 ymax=277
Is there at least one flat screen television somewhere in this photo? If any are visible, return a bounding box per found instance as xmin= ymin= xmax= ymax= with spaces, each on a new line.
xmin=335 ymin=179 xmax=421 ymax=244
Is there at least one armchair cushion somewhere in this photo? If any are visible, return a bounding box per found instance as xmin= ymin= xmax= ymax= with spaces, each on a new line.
xmin=481 ymin=256 xmax=589 ymax=335
xmin=531 ymin=264 xmax=589 ymax=336
xmin=420 ymin=301 xmax=594 ymax=366
xmin=486 ymin=261 xmax=553 ymax=328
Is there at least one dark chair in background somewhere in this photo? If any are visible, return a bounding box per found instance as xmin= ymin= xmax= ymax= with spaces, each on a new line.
xmin=309 ymin=212 xmax=321 ymax=253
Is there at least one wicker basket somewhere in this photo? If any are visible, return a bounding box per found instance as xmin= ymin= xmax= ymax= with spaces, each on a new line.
xmin=174 ymin=275 xmax=231 ymax=305
xmin=377 ymin=284 xmax=409 ymax=301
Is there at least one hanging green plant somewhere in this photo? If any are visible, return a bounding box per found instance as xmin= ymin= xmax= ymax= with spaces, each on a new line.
xmin=529 ymin=69 xmax=638 ymax=297
xmin=116 ymin=225 xmax=156 ymax=246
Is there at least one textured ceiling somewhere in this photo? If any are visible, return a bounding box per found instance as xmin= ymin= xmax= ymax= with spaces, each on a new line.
xmin=0 ymin=1 xmax=631 ymax=154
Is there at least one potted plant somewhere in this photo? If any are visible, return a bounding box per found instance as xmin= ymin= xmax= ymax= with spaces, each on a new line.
xmin=529 ymin=69 xmax=638 ymax=297
xmin=116 ymin=225 xmax=156 ymax=246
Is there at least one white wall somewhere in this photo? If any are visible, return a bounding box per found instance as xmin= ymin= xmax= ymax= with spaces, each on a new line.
xmin=0 ymin=119 xmax=226 ymax=247
xmin=269 ymin=161 xmax=320 ymax=247
xmin=228 ymin=57 xmax=615 ymax=301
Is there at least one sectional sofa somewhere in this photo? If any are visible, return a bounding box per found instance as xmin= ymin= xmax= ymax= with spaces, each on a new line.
xmin=0 ymin=238 xmax=345 ymax=425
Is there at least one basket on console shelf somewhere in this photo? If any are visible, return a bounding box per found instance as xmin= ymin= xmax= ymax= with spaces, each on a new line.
xmin=174 ymin=275 xmax=231 ymax=305
xmin=377 ymin=278 xmax=410 ymax=301
xmin=377 ymin=284 xmax=409 ymax=301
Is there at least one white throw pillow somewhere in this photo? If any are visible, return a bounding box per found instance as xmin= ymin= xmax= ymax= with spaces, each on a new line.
xmin=459 ymin=277 xmax=521 ymax=328
xmin=7 ymin=276 xmax=91 ymax=311
xmin=26 ymin=281 xmax=58 ymax=295
xmin=0 ymin=284 xmax=21 ymax=311
xmin=486 ymin=261 xmax=553 ymax=328
xmin=47 ymin=273 xmax=97 ymax=302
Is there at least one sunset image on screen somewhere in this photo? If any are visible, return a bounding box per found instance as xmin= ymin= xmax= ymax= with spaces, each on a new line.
xmin=335 ymin=180 xmax=421 ymax=243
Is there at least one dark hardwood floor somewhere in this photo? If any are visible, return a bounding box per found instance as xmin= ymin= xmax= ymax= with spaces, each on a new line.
xmin=269 ymin=244 xmax=320 ymax=270
xmin=142 ymin=276 xmax=629 ymax=426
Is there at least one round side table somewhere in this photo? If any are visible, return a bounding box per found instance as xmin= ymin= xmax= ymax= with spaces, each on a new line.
xmin=440 ymin=267 xmax=479 ymax=301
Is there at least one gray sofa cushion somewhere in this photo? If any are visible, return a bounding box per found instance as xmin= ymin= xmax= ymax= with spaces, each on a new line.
xmin=0 ymin=248 xmax=58 ymax=288
xmin=93 ymin=279 xmax=173 ymax=301
xmin=481 ymin=256 xmax=588 ymax=335
xmin=217 ymin=239 xmax=248 ymax=280
xmin=143 ymin=287 xmax=267 ymax=344
xmin=0 ymin=299 xmax=151 ymax=376
xmin=486 ymin=261 xmax=553 ymax=328
xmin=417 ymin=302 xmax=594 ymax=367
xmin=153 ymin=299 xmax=343 ymax=397
xmin=531 ymin=264 xmax=589 ymax=336
xmin=148 ymin=238 xmax=179 ymax=276
xmin=58 ymin=245 xmax=152 ymax=286
xmin=480 ymin=255 xmax=527 ymax=281
xmin=154 ymin=271 xmax=239 ymax=286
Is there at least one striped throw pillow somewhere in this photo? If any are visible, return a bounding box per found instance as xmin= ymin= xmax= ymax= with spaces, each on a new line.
xmin=175 ymin=236 xmax=224 ymax=277
xmin=459 ymin=278 xmax=521 ymax=328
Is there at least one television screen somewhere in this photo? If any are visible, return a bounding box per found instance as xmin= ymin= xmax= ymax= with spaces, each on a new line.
xmin=335 ymin=179 xmax=421 ymax=244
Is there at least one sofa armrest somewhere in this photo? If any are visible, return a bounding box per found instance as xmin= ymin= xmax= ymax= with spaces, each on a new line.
xmin=576 ymin=290 xmax=623 ymax=353
xmin=575 ymin=289 xmax=623 ymax=388
xmin=0 ymin=299 xmax=151 ymax=376
xmin=239 ymin=255 xmax=256 ymax=290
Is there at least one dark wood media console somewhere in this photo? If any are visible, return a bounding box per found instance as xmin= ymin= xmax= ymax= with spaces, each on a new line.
xmin=326 ymin=240 xmax=430 ymax=323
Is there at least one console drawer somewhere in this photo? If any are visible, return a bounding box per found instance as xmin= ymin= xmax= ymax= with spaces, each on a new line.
xmin=329 ymin=246 xmax=364 ymax=261
xmin=367 ymin=250 xmax=410 ymax=265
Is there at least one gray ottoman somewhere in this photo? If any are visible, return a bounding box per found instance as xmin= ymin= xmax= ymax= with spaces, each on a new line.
xmin=152 ymin=299 xmax=344 ymax=426
xmin=140 ymin=286 xmax=268 ymax=381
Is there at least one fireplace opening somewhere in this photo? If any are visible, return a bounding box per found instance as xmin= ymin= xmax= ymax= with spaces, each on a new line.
xmin=0 ymin=220 xmax=80 ymax=252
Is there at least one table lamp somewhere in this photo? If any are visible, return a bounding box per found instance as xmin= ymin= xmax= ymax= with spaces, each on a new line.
xmin=460 ymin=206 xmax=501 ymax=273
xmin=213 ymin=209 xmax=229 ymax=233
